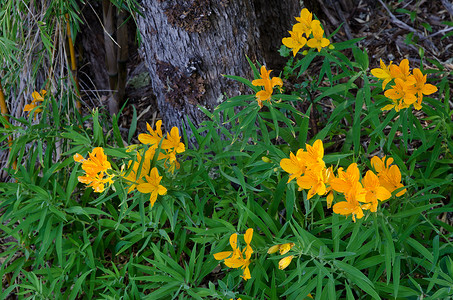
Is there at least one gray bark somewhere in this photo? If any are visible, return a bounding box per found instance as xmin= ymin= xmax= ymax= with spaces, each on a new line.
xmin=137 ymin=0 xmax=300 ymax=140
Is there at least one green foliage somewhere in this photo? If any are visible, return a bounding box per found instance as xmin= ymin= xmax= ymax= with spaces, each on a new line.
xmin=1 ymin=3 xmax=453 ymax=300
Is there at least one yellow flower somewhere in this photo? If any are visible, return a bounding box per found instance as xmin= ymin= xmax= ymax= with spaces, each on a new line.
xmin=294 ymin=8 xmax=313 ymax=37
xmin=384 ymin=78 xmax=418 ymax=111
xmin=330 ymin=163 xmax=361 ymax=194
xmin=371 ymin=59 xmax=394 ymax=89
xmin=304 ymin=139 xmax=326 ymax=170
xmin=332 ymin=181 xmax=365 ymax=222
xmin=73 ymin=147 xmax=113 ymax=193
xmin=412 ymin=68 xmax=438 ymax=110
xmin=278 ymin=255 xmax=294 ymax=270
xmin=390 ymin=59 xmax=413 ymax=82
xmin=282 ymin=25 xmax=307 ymax=57
xmin=123 ymin=148 xmax=154 ymax=193
xmin=213 ymin=228 xmax=253 ymax=280
xmin=252 ymin=65 xmax=283 ymax=108
xmin=74 ymin=147 xmax=111 ymax=176
xmin=138 ymin=120 xmax=163 ymax=147
xmin=162 ymin=126 xmax=185 ymax=154
xmin=371 ymin=156 xmax=406 ymax=196
xmin=24 ymin=90 xmax=47 ymax=119
xmin=280 ymin=149 xmax=307 ymax=183
xmin=306 ymin=20 xmax=330 ymax=52
xmin=361 ymin=170 xmax=391 ymax=212
xmin=297 ymin=166 xmax=327 ymax=199
xmin=136 ymin=167 xmax=167 ymax=207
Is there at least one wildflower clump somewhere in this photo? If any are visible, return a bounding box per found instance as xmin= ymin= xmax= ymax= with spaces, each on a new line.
xmin=24 ymin=90 xmax=46 ymax=120
xmin=280 ymin=140 xmax=406 ymax=222
xmin=73 ymin=147 xmax=114 ymax=193
xmin=282 ymin=8 xmax=330 ymax=56
xmin=371 ymin=58 xmax=437 ymax=111
xmin=213 ymin=228 xmax=253 ymax=280
xmin=252 ymin=65 xmax=283 ymax=108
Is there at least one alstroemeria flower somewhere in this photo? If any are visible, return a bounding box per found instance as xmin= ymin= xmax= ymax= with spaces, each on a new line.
xmin=136 ymin=167 xmax=167 ymax=207
xmin=123 ymin=148 xmax=154 ymax=193
xmin=162 ymin=126 xmax=185 ymax=153
xmin=412 ymin=68 xmax=438 ymax=110
xmin=282 ymin=26 xmax=307 ymax=57
xmin=304 ymin=139 xmax=326 ymax=169
xmin=306 ymin=20 xmax=330 ymax=52
xmin=384 ymin=78 xmax=418 ymax=110
xmin=294 ymin=8 xmax=313 ymax=37
xmin=371 ymin=59 xmax=394 ymax=89
xmin=332 ymin=182 xmax=366 ymax=222
xmin=371 ymin=156 xmax=406 ymax=197
xmin=390 ymin=59 xmax=414 ymax=82
xmin=361 ymin=170 xmax=391 ymax=212
xmin=213 ymin=228 xmax=254 ymax=280
xmin=24 ymin=90 xmax=47 ymax=119
xmin=74 ymin=147 xmax=113 ymax=193
xmin=330 ymin=163 xmax=361 ymax=194
xmin=280 ymin=149 xmax=307 ymax=183
xmin=138 ymin=120 xmax=163 ymax=147
xmin=252 ymin=65 xmax=283 ymax=108
xmin=297 ymin=166 xmax=327 ymax=199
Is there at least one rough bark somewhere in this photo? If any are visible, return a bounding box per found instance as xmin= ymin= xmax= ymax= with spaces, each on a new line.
xmin=137 ymin=0 xmax=300 ymax=136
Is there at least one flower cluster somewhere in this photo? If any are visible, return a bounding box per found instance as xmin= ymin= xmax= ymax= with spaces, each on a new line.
xmin=24 ymin=90 xmax=46 ymax=120
xmin=280 ymin=140 xmax=406 ymax=222
xmin=280 ymin=139 xmax=334 ymax=202
xmin=123 ymin=120 xmax=185 ymax=207
xmin=74 ymin=147 xmax=114 ymax=193
xmin=252 ymin=65 xmax=283 ymax=108
xmin=268 ymin=242 xmax=295 ymax=270
xmin=137 ymin=120 xmax=185 ymax=173
xmin=282 ymin=8 xmax=330 ymax=56
xmin=371 ymin=59 xmax=437 ymax=111
xmin=213 ymin=228 xmax=253 ymax=280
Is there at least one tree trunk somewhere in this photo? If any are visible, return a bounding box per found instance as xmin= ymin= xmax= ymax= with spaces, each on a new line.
xmin=137 ymin=0 xmax=300 ymax=136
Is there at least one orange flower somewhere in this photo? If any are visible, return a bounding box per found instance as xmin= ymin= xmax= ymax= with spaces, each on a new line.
xmin=162 ymin=127 xmax=185 ymax=154
xmin=24 ymin=90 xmax=46 ymax=119
xmin=371 ymin=156 xmax=406 ymax=196
xmin=384 ymin=78 xmax=418 ymax=111
xmin=330 ymin=163 xmax=361 ymax=194
xmin=332 ymin=182 xmax=366 ymax=222
xmin=294 ymin=8 xmax=313 ymax=37
xmin=371 ymin=59 xmax=394 ymax=89
xmin=305 ymin=139 xmax=326 ymax=169
xmin=252 ymin=66 xmax=283 ymax=108
xmin=412 ymin=68 xmax=438 ymax=110
xmin=361 ymin=170 xmax=391 ymax=212
xmin=213 ymin=229 xmax=254 ymax=280
xmin=306 ymin=20 xmax=330 ymax=52
xmin=297 ymin=166 xmax=327 ymax=199
xmin=136 ymin=167 xmax=167 ymax=207
xmin=280 ymin=149 xmax=307 ymax=183
xmin=282 ymin=26 xmax=307 ymax=57
xmin=73 ymin=147 xmax=113 ymax=193
xmin=138 ymin=120 xmax=163 ymax=147
xmin=390 ymin=59 xmax=414 ymax=82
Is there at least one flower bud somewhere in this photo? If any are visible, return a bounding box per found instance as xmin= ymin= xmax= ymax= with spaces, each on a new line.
xmin=278 ymin=255 xmax=294 ymax=270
